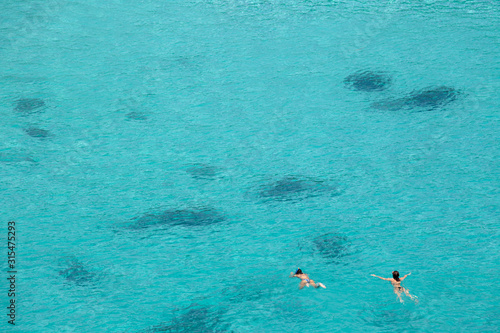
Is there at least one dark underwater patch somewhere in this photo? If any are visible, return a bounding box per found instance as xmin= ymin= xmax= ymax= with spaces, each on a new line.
xmin=186 ymin=164 xmax=220 ymax=180
xmin=258 ymin=176 xmax=339 ymax=202
xmin=58 ymin=258 xmax=96 ymax=286
xmin=24 ymin=127 xmax=51 ymax=138
xmin=140 ymin=305 xmax=229 ymax=333
xmin=126 ymin=111 xmax=148 ymax=120
xmin=371 ymin=86 xmax=459 ymax=111
xmin=361 ymin=306 xmax=422 ymax=330
xmin=14 ymin=98 xmax=46 ymax=114
xmin=344 ymin=71 xmax=392 ymax=92
xmin=404 ymin=86 xmax=458 ymax=109
xmin=313 ymin=233 xmax=350 ymax=263
xmin=370 ymin=98 xmax=405 ymax=111
xmin=129 ymin=207 xmax=226 ymax=230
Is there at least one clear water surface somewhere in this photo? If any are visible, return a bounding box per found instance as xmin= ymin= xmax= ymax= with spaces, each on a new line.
xmin=1 ymin=0 xmax=499 ymax=331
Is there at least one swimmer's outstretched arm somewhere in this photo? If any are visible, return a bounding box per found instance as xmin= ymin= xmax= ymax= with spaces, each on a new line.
xmin=400 ymin=272 xmax=411 ymax=281
xmin=289 ymin=272 xmax=298 ymax=278
xmin=371 ymin=274 xmax=390 ymax=281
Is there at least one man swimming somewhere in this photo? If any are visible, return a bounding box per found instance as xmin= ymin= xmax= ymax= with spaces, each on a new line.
xmin=289 ymin=268 xmax=326 ymax=289
xmin=371 ymin=271 xmax=417 ymax=303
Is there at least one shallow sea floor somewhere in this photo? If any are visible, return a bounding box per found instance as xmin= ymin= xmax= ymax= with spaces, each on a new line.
xmin=1 ymin=0 xmax=499 ymax=331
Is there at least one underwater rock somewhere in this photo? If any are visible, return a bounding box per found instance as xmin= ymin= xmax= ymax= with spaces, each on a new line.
xmin=370 ymin=98 xmax=405 ymax=111
xmin=371 ymin=86 xmax=459 ymax=111
xmin=361 ymin=306 xmax=418 ymax=330
xmin=129 ymin=207 xmax=225 ymax=230
xmin=14 ymin=98 xmax=46 ymax=114
xmin=141 ymin=305 xmax=228 ymax=332
xmin=313 ymin=233 xmax=350 ymax=263
xmin=404 ymin=86 xmax=459 ymax=109
xmin=59 ymin=259 xmax=95 ymax=286
xmin=126 ymin=112 xmax=148 ymax=120
xmin=186 ymin=164 xmax=219 ymax=180
xmin=258 ymin=176 xmax=338 ymax=202
xmin=344 ymin=71 xmax=392 ymax=92
xmin=260 ymin=178 xmax=309 ymax=197
xmin=24 ymin=127 xmax=51 ymax=138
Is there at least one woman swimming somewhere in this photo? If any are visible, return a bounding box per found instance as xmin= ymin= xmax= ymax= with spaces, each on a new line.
xmin=289 ymin=268 xmax=326 ymax=289
xmin=371 ymin=271 xmax=417 ymax=303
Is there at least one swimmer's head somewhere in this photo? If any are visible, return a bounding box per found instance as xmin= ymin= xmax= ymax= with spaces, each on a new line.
xmin=392 ymin=271 xmax=400 ymax=281
xmin=295 ymin=268 xmax=303 ymax=275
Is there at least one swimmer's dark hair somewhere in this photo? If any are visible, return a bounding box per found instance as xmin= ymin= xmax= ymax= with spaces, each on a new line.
xmin=392 ymin=271 xmax=400 ymax=281
xmin=295 ymin=268 xmax=303 ymax=275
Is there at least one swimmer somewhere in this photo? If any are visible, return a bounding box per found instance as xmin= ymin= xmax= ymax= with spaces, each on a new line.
xmin=371 ymin=271 xmax=418 ymax=303
xmin=289 ymin=268 xmax=326 ymax=289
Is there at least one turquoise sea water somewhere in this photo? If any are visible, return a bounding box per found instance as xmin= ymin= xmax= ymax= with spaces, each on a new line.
xmin=1 ymin=0 xmax=499 ymax=331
